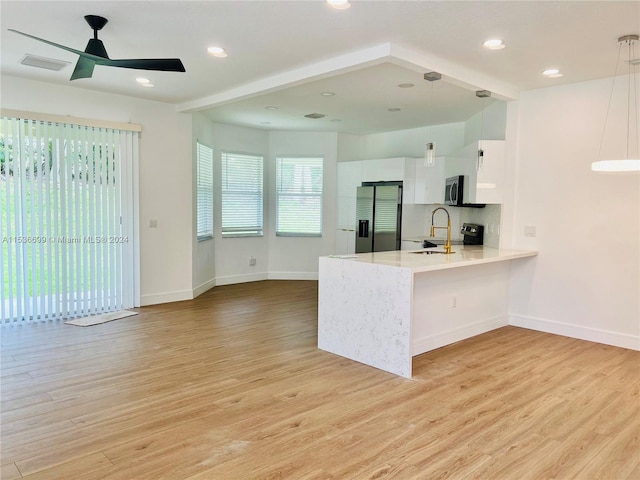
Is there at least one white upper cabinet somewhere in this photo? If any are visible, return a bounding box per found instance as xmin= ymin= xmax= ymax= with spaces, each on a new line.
xmin=407 ymin=156 xmax=446 ymax=205
xmin=360 ymin=158 xmax=405 ymax=183
xmin=336 ymin=161 xmax=362 ymax=229
xmin=445 ymin=140 xmax=506 ymax=204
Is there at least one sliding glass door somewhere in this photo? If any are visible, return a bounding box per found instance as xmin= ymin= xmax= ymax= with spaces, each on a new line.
xmin=0 ymin=116 xmax=138 ymax=323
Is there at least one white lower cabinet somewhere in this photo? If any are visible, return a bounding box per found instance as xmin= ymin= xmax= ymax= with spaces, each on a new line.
xmin=335 ymin=228 xmax=356 ymax=255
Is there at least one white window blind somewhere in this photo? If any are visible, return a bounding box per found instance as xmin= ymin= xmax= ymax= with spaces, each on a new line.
xmin=196 ymin=142 xmax=213 ymax=240
xmin=1 ymin=115 xmax=137 ymax=324
xmin=221 ymin=152 xmax=263 ymax=237
xmin=276 ymin=156 xmax=323 ymax=237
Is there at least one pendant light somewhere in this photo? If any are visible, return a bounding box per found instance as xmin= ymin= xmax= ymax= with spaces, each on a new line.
xmin=476 ymin=90 xmax=491 ymax=170
xmin=592 ymin=34 xmax=639 ymax=173
xmin=424 ymin=71 xmax=441 ymax=167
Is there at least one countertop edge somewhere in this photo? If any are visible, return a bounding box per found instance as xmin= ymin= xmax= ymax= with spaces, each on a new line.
xmin=321 ymin=247 xmax=538 ymax=274
xmin=409 ymin=249 xmax=537 ymax=273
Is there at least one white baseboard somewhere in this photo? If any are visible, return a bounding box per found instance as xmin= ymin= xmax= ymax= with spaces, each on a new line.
xmin=412 ymin=314 xmax=509 ymax=356
xmin=192 ymin=278 xmax=216 ymax=298
xmin=215 ymin=272 xmax=268 ymax=286
xmin=141 ymin=289 xmax=193 ymax=306
xmin=268 ymin=271 xmax=319 ymax=281
xmin=145 ymin=272 xmax=317 ymax=305
xmin=509 ymin=313 xmax=640 ymax=351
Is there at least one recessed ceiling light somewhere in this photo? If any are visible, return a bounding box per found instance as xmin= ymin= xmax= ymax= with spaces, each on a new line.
xmin=260 ymin=122 xmax=271 ymax=125
xmin=141 ymin=83 xmax=154 ymax=88
xmin=136 ymin=77 xmax=150 ymax=84
xmin=330 ymin=119 xmax=342 ymax=122
xmin=483 ymin=39 xmax=506 ymax=50
xmin=265 ymin=106 xmax=278 ymax=110
xmin=321 ymin=92 xmax=335 ymax=96
xmin=398 ymin=83 xmax=414 ymax=88
xmin=388 ymin=108 xmax=401 ymax=112
xmin=327 ymin=0 xmax=351 ymax=9
xmin=543 ymin=68 xmax=563 ymax=78
xmin=207 ymin=46 xmax=228 ymax=58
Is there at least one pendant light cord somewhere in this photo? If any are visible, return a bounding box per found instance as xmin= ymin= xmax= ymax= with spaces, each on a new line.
xmin=429 ymin=80 xmax=434 ymax=145
xmin=480 ymin=96 xmax=485 ymax=146
xmin=597 ymin=42 xmax=624 ymax=160
xmin=626 ymin=41 xmax=631 ymax=159
xmin=630 ymin=41 xmax=639 ymax=160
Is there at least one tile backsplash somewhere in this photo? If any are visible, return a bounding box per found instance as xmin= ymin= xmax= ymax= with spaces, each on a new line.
xmin=402 ymin=203 xmax=502 ymax=248
xmin=460 ymin=204 xmax=502 ymax=248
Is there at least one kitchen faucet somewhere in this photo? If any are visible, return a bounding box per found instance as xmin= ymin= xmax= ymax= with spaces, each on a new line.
xmin=430 ymin=207 xmax=453 ymax=254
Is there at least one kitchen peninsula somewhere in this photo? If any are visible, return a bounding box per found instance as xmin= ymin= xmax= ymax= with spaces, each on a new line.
xmin=318 ymin=246 xmax=537 ymax=378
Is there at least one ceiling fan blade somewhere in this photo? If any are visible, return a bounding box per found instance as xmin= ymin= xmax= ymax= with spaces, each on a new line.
xmin=102 ymin=58 xmax=186 ymax=72
xmin=10 ymin=25 xmax=186 ymax=81
xmin=70 ymin=57 xmax=96 ymax=80
xmin=9 ymin=29 xmax=107 ymax=63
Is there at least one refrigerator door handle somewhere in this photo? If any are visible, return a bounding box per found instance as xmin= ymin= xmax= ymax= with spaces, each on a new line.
xmin=358 ymin=219 xmax=369 ymax=238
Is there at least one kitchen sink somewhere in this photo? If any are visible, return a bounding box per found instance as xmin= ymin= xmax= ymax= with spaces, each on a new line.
xmin=409 ymin=250 xmax=455 ymax=255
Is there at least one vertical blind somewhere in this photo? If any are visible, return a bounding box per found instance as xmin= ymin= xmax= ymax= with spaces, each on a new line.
xmin=196 ymin=142 xmax=213 ymax=240
xmin=221 ymin=152 xmax=263 ymax=236
xmin=276 ymin=156 xmax=323 ymax=236
xmin=0 ymin=116 xmax=136 ymax=323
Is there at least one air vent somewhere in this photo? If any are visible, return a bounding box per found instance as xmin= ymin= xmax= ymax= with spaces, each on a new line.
xmin=631 ymin=58 xmax=640 ymax=65
xmin=304 ymin=113 xmax=326 ymax=119
xmin=20 ymin=54 xmax=70 ymax=71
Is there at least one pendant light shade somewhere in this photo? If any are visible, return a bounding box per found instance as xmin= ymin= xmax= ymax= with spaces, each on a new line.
xmin=425 ymin=142 xmax=435 ymax=167
xmin=424 ymin=71 xmax=441 ymax=167
xmin=592 ymin=34 xmax=639 ymax=173
xmin=476 ymin=90 xmax=491 ymax=170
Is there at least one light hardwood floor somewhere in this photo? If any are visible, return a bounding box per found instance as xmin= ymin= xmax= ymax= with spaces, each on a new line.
xmin=1 ymin=280 xmax=638 ymax=479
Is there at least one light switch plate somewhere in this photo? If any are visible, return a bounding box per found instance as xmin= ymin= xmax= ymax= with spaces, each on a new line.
xmin=524 ymin=225 xmax=536 ymax=237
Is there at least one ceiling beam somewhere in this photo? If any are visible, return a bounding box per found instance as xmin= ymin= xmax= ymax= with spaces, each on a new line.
xmin=177 ymin=41 xmax=520 ymax=113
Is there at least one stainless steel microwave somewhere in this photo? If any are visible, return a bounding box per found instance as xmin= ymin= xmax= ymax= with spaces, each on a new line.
xmin=445 ymin=175 xmax=464 ymax=206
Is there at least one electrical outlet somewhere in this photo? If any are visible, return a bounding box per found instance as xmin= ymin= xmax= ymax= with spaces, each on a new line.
xmin=452 ymin=296 xmax=457 ymax=308
xmin=524 ymin=225 xmax=536 ymax=237
xmin=149 ymin=219 xmax=158 ymax=228
xmin=249 ymin=256 xmax=256 ymax=266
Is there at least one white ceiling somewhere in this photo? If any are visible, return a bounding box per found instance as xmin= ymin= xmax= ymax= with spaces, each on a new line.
xmin=1 ymin=1 xmax=638 ymax=134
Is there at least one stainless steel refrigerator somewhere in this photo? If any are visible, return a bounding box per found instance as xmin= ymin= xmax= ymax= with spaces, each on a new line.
xmin=355 ymin=182 xmax=402 ymax=253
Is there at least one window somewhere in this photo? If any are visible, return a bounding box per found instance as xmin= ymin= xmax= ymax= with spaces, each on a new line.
xmin=196 ymin=142 xmax=214 ymax=240
xmin=221 ymin=152 xmax=263 ymax=237
xmin=276 ymin=156 xmax=323 ymax=236
xmin=1 ymin=115 xmax=137 ymax=323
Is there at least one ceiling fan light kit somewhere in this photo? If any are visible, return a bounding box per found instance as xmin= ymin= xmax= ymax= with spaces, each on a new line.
xmin=10 ymin=15 xmax=186 ymax=81
xmin=592 ymin=34 xmax=639 ymax=173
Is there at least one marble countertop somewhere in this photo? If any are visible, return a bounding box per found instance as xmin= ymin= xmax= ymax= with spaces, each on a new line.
xmin=326 ymin=245 xmax=537 ymax=274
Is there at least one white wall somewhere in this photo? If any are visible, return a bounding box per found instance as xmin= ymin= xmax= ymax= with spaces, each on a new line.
xmin=192 ymin=113 xmax=217 ymax=295
xmin=508 ymin=76 xmax=640 ymax=349
xmin=360 ymin=122 xmax=466 ymax=159
xmin=463 ymin=100 xmax=507 ymax=145
xmin=189 ymin=121 xmax=336 ymax=287
xmin=1 ymin=75 xmax=193 ymax=306
xmin=212 ymin=122 xmax=270 ymax=286
xmin=268 ymin=131 xmax=338 ymax=279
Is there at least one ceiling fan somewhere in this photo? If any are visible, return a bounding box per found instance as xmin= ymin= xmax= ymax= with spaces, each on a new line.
xmin=9 ymin=15 xmax=186 ymax=80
